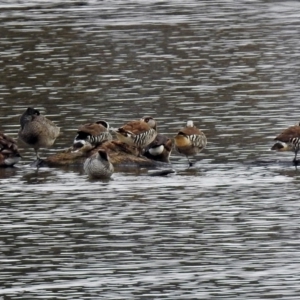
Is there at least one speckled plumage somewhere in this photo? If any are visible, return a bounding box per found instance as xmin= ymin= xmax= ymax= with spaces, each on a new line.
xmin=174 ymin=120 xmax=207 ymax=166
xmin=272 ymin=122 xmax=300 ymax=162
xmin=115 ymin=117 xmax=157 ymax=150
xmin=73 ymin=120 xmax=112 ymax=149
xmin=18 ymin=107 xmax=60 ymax=159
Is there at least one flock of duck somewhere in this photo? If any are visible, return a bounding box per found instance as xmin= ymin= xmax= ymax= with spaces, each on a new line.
xmin=0 ymin=107 xmax=300 ymax=179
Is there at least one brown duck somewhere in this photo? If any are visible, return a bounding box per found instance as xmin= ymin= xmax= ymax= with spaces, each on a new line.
xmin=115 ymin=116 xmax=157 ymax=153
xmin=73 ymin=120 xmax=112 ymax=149
xmin=18 ymin=107 xmax=60 ymax=159
xmin=272 ymin=122 xmax=300 ymax=163
xmin=174 ymin=120 xmax=207 ymax=166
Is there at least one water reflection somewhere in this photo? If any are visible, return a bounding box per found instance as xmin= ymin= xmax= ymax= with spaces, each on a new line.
xmin=1 ymin=0 xmax=300 ymax=299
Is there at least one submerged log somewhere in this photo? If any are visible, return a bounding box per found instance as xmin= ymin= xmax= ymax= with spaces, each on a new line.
xmin=42 ymin=140 xmax=171 ymax=169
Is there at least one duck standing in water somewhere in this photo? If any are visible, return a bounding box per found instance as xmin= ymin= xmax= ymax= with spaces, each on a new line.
xmin=272 ymin=122 xmax=300 ymax=164
xmin=174 ymin=120 xmax=207 ymax=167
xmin=84 ymin=149 xmax=114 ymax=179
xmin=18 ymin=107 xmax=60 ymax=160
xmin=115 ymin=116 xmax=157 ymax=154
xmin=0 ymin=132 xmax=21 ymax=167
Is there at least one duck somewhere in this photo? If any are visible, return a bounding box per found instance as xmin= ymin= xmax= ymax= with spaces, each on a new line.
xmin=115 ymin=116 xmax=157 ymax=154
xmin=84 ymin=149 xmax=114 ymax=179
xmin=174 ymin=120 xmax=207 ymax=166
xmin=18 ymin=107 xmax=60 ymax=160
xmin=271 ymin=122 xmax=300 ymax=163
xmin=143 ymin=134 xmax=173 ymax=163
xmin=73 ymin=120 xmax=112 ymax=149
xmin=141 ymin=116 xmax=157 ymax=131
xmin=0 ymin=132 xmax=21 ymax=167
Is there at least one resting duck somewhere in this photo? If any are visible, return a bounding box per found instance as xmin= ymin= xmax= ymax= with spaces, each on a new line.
xmin=141 ymin=116 xmax=157 ymax=131
xmin=143 ymin=134 xmax=173 ymax=163
xmin=115 ymin=116 xmax=157 ymax=154
xmin=271 ymin=122 xmax=300 ymax=163
xmin=73 ymin=120 xmax=112 ymax=149
xmin=18 ymin=107 xmax=60 ymax=160
xmin=174 ymin=120 xmax=207 ymax=166
xmin=0 ymin=132 xmax=21 ymax=167
xmin=84 ymin=149 xmax=114 ymax=179
xmin=38 ymin=117 xmax=172 ymax=170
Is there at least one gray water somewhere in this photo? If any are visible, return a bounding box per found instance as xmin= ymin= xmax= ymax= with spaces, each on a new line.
xmin=1 ymin=0 xmax=300 ymax=299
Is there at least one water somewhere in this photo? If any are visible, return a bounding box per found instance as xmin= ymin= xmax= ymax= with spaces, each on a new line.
xmin=1 ymin=0 xmax=300 ymax=298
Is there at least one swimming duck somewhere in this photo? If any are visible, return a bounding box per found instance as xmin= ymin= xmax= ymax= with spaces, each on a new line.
xmin=0 ymin=132 xmax=21 ymax=167
xmin=18 ymin=107 xmax=60 ymax=160
xmin=115 ymin=117 xmax=157 ymax=154
xmin=271 ymin=122 xmax=300 ymax=163
xmin=174 ymin=120 xmax=207 ymax=166
xmin=84 ymin=149 xmax=114 ymax=179
xmin=143 ymin=134 xmax=173 ymax=163
xmin=73 ymin=120 xmax=112 ymax=149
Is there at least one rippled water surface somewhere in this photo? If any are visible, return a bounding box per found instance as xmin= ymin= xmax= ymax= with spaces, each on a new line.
xmin=1 ymin=0 xmax=300 ymax=299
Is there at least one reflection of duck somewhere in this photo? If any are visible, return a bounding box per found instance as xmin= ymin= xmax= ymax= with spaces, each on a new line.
xmin=115 ymin=117 xmax=157 ymax=153
xmin=143 ymin=134 xmax=173 ymax=163
xmin=0 ymin=132 xmax=21 ymax=167
xmin=73 ymin=120 xmax=112 ymax=148
xmin=174 ymin=120 xmax=207 ymax=166
xmin=272 ymin=122 xmax=300 ymax=163
xmin=84 ymin=149 xmax=114 ymax=179
xmin=18 ymin=107 xmax=60 ymax=159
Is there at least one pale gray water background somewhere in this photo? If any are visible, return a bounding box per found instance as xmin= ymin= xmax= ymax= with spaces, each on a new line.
xmin=1 ymin=0 xmax=300 ymax=299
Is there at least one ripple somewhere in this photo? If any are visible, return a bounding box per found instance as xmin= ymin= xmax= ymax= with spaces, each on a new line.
xmin=1 ymin=0 xmax=300 ymax=299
